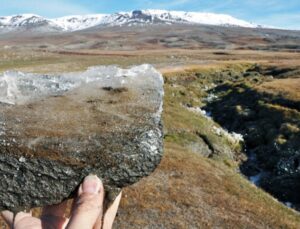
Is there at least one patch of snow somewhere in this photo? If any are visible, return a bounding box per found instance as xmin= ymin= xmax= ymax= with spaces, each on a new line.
xmin=184 ymin=105 xmax=243 ymax=143
xmin=212 ymin=126 xmax=244 ymax=143
xmin=285 ymin=202 xmax=293 ymax=208
xmin=186 ymin=106 xmax=207 ymax=115
xmin=52 ymin=14 xmax=108 ymax=31
xmin=204 ymin=83 xmax=217 ymax=91
xmin=204 ymin=93 xmax=218 ymax=103
xmin=231 ymin=132 xmax=244 ymax=142
xmin=249 ymin=173 xmax=263 ymax=185
xmin=185 ymin=106 xmax=213 ymax=119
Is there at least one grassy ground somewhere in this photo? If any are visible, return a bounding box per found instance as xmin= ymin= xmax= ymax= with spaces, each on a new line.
xmin=1 ymin=48 xmax=300 ymax=74
xmin=1 ymin=50 xmax=300 ymax=228
xmin=257 ymin=78 xmax=300 ymax=101
xmin=115 ymin=142 xmax=300 ymax=229
xmin=114 ymin=66 xmax=300 ymax=229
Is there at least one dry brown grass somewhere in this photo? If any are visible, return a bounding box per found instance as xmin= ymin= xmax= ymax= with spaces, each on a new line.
xmin=257 ymin=78 xmax=300 ymax=101
xmin=115 ymin=142 xmax=300 ymax=229
xmin=1 ymin=47 xmax=300 ymax=74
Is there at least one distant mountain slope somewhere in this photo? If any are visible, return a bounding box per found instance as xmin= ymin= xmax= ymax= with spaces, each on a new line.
xmin=0 ymin=9 xmax=261 ymax=33
xmin=0 ymin=14 xmax=62 ymax=32
xmin=106 ymin=10 xmax=258 ymax=28
xmin=52 ymin=14 xmax=108 ymax=31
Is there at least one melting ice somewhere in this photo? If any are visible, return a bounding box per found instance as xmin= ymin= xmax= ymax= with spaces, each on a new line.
xmin=0 ymin=64 xmax=163 ymax=105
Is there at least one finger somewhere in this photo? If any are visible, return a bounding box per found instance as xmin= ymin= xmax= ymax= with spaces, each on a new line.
xmin=14 ymin=211 xmax=32 ymax=221
xmin=66 ymin=175 xmax=104 ymax=229
xmin=102 ymin=192 xmax=122 ymax=229
xmin=13 ymin=212 xmax=42 ymax=229
xmin=1 ymin=210 xmax=14 ymax=227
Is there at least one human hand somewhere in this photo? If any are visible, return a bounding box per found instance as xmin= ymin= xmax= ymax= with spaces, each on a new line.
xmin=1 ymin=175 xmax=122 ymax=229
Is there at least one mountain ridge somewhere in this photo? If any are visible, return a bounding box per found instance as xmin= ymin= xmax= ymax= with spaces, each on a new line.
xmin=0 ymin=9 xmax=262 ymax=33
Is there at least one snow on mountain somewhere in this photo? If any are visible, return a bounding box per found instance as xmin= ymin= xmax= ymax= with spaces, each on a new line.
xmin=145 ymin=10 xmax=257 ymax=28
xmin=0 ymin=14 xmax=57 ymax=29
xmin=98 ymin=10 xmax=187 ymax=26
xmin=0 ymin=10 xmax=261 ymax=33
xmin=100 ymin=10 xmax=258 ymax=28
xmin=0 ymin=14 xmax=43 ymax=27
xmin=52 ymin=14 xmax=108 ymax=31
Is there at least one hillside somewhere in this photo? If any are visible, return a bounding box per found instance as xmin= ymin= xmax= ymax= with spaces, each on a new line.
xmin=0 ymin=22 xmax=300 ymax=228
xmin=115 ymin=63 xmax=300 ymax=228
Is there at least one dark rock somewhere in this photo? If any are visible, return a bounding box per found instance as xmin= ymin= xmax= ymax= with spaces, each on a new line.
xmin=0 ymin=65 xmax=164 ymax=211
xmin=132 ymin=10 xmax=152 ymax=21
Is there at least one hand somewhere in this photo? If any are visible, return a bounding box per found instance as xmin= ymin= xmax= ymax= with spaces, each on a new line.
xmin=1 ymin=175 xmax=122 ymax=229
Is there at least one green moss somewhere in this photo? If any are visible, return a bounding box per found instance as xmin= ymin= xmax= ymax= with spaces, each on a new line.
xmin=163 ymin=67 xmax=247 ymax=162
xmin=164 ymin=132 xmax=199 ymax=146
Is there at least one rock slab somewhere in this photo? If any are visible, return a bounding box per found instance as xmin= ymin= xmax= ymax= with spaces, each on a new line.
xmin=0 ymin=64 xmax=164 ymax=211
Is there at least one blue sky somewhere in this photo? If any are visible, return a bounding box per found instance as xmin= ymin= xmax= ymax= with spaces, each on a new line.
xmin=0 ymin=0 xmax=299 ymax=29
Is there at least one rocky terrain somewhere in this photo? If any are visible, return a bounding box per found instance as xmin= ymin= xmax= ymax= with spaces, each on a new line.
xmin=0 ymin=21 xmax=300 ymax=228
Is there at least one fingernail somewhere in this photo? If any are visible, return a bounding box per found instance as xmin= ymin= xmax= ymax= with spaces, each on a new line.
xmin=82 ymin=175 xmax=101 ymax=194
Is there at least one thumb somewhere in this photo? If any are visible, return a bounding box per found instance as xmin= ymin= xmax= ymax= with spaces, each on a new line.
xmin=66 ymin=175 xmax=104 ymax=229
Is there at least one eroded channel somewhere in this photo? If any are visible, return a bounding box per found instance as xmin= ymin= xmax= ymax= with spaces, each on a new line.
xmin=202 ymin=65 xmax=300 ymax=210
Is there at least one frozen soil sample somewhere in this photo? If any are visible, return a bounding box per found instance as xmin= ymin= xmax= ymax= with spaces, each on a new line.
xmin=0 ymin=64 xmax=164 ymax=211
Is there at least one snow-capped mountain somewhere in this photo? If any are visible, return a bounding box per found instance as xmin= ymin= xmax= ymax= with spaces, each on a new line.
xmin=52 ymin=14 xmax=108 ymax=31
xmin=0 ymin=14 xmax=61 ymax=32
xmin=0 ymin=10 xmax=260 ymax=33
xmin=103 ymin=10 xmax=258 ymax=28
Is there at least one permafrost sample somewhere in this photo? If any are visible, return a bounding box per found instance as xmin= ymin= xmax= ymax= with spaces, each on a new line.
xmin=0 ymin=64 xmax=164 ymax=211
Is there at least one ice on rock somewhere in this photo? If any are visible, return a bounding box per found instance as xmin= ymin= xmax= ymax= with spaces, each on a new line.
xmin=0 ymin=65 xmax=163 ymax=106
xmin=0 ymin=64 xmax=164 ymax=211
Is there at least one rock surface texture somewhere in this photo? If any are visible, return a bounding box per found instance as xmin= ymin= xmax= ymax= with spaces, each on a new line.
xmin=0 ymin=64 xmax=164 ymax=211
